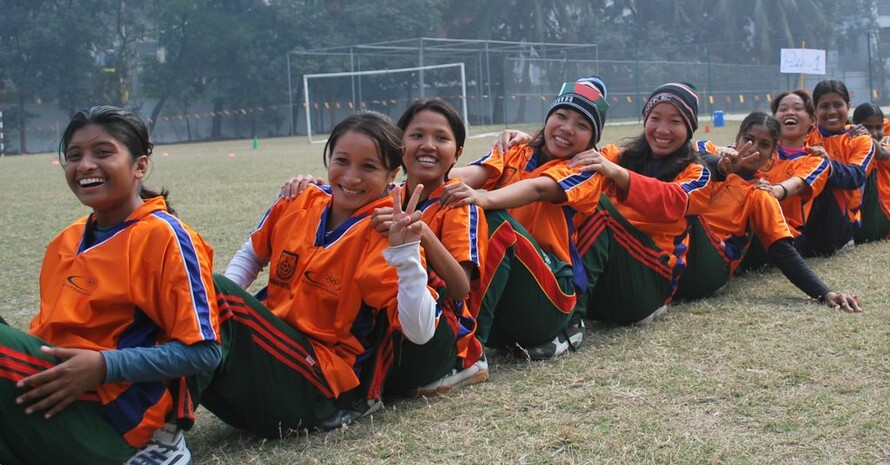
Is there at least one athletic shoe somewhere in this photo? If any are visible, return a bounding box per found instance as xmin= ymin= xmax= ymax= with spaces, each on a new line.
xmin=635 ymin=304 xmax=668 ymax=326
xmin=318 ymin=398 xmax=383 ymax=431
xmin=522 ymin=321 xmax=586 ymax=361
xmin=125 ymin=423 xmax=190 ymax=465
xmin=410 ymin=354 xmax=490 ymax=397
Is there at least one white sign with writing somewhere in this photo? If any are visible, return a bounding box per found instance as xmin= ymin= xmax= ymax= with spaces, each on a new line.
xmin=780 ymin=48 xmax=826 ymax=75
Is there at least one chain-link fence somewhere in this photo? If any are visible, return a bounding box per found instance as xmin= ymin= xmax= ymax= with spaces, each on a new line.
xmin=3 ymin=37 xmax=882 ymax=154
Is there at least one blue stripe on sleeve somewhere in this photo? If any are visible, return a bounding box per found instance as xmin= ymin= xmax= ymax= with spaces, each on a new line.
xmin=153 ymin=211 xmax=217 ymax=341
xmin=470 ymin=151 xmax=493 ymax=166
xmin=557 ymin=171 xmax=594 ymax=191
xmin=680 ymin=166 xmax=711 ymax=194
xmin=804 ymin=158 xmax=830 ymax=186
xmin=468 ymin=204 xmax=480 ymax=266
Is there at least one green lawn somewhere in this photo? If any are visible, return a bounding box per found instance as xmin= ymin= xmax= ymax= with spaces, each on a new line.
xmin=1 ymin=121 xmax=887 ymax=464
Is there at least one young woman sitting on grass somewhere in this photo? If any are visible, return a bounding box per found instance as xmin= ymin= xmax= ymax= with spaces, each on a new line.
xmin=0 ymin=106 xmax=221 ymax=465
xmin=802 ymin=80 xmax=875 ymax=256
xmin=497 ymin=83 xmax=713 ymax=325
xmin=281 ymin=98 xmax=490 ymax=396
xmin=206 ymin=112 xmax=437 ymax=436
xmin=678 ymin=111 xmax=861 ymax=311
xmin=442 ymin=77 xmax=610 ymax=360
xmin=851 ymin=102 xmax=890 ymax=243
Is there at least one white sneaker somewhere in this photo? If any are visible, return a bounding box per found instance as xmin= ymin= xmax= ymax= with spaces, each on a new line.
xmin=522 ymin=321 xmax=586 ymax=361
xmin=125 ymin=423 xmax=190 ymax=465
xmin=635 ymin=305 xmax=668 ymax=326
xmin=411 ymin=354 xmax=490 ymax=396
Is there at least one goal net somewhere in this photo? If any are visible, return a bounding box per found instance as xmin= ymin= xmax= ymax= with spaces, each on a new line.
xmin=302 ymin=62 xmax=468 ymax=143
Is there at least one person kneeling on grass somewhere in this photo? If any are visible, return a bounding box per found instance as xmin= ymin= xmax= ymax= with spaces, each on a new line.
xmin=204 ymin=112 xmax=438 ymax=437
xmin=677 ymin=111 xmax=861 ymax=311
xmin=0 ymin=106 xmax=221 ymax=465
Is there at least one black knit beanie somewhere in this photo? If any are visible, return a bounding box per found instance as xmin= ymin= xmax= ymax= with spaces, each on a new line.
xmin=642 ymin=82 xmax=700 ymax=138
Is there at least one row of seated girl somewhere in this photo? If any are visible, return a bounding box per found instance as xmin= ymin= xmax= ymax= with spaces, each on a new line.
xmin=0 ymin=76 xmax=865 ymax=465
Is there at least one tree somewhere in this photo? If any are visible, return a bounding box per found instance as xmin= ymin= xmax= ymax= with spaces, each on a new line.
xmin=0 ymin=0 xmax=108 ymax=152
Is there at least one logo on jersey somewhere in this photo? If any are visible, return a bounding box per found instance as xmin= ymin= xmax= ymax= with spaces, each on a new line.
xmin=65 ymin=275 xmax=98 ymax=295
xmin=302 ymin=270 xmax=341 ymax=296
xmin=276 ymin=250 xmax=300 ymax=281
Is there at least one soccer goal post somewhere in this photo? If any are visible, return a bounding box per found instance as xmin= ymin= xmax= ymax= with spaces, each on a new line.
xmin=302 ymin=62 xmax=468 ymax=144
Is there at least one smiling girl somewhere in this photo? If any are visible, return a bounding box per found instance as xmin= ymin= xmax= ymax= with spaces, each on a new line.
xmin=443 ymin=77 xmax=610 ymax=360
xmin=568 ymin=82 xmax=712 ymax=324
xmin=724 ymin=90 xmax=832 ymax=272
xmin=0 ymin=106 xmax=220 ymax=465
xmin=280 ymin=99 xmax=490 ymax=396
xmin=209 ymin=112 xmax=437 ymax=436
xmin=802 ymin=80 xmax=875 ymax=256
xmin=678 ymin=112 xmax=861 ymax=311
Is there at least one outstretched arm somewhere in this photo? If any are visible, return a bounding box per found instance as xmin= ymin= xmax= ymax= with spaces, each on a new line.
xmin=768 ymin=238 xmax=862 ymax=312
xmin=441 ymin=176 xmax=567 ymax=211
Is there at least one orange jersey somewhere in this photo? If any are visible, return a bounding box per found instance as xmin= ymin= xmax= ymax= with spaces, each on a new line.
xmin=31 ymin=196 xmax=219 ymax=447
xmin=694 ymin=139 xmax=720 ymax=154
xmin=873 ymin=153 xmax=890 ymax=219
xmin=592 ymin=144 xmax=711 ymax=272
xmin=249 ymin=185 xmax=436 ymax=397
xmin=416 ymin=179 xmax=487 ymax=277
xmin=883 ymin=118 xmax=890 ymax=137
xmin=471 ymin=144 xmax=604 ymax=269
xmin=756 ymin=147 xmax=830 ymax=237
xmin=412 ymin=179 xmax=487 ymax=364
xmin=807 ymin=128 xmax=875 ymax=225
xmin=697 ymin=174 xmax=793 ymax=273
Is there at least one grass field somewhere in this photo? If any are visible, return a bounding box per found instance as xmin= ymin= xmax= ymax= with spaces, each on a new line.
xmin=1 ymin=121 xmax=888 ymax=464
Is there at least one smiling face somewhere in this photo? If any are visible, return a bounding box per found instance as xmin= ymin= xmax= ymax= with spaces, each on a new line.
xmin=815 ymin=92 xmax=850 ymax=133
xmin=774 ymin=93 xmax=813 ymax=144
xmin=542 ymin=108 xmax=594 ymax=159
xmin=736 ymin=124 xmax=778 ymax=172
xmin=644 ymin=102 xmax=688 ymax=157
xmin=402 ymin=109 xmax=462 ymax=188
xmin=327 ymin=130 xmax=398 ymax=224
xmin=63 ymin=124 xmax=147 ymax=228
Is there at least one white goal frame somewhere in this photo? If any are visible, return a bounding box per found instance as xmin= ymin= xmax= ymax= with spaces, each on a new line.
xmin=303 ymin=62 xmax=468 ymax=144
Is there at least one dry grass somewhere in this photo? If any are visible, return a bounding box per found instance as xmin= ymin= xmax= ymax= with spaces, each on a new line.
xmin=1 ymin=121 xmax=887 ymax=464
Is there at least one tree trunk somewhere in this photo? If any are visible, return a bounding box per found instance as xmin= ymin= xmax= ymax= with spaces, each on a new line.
xmin=148 ymin=94 xmax=168 ymax=135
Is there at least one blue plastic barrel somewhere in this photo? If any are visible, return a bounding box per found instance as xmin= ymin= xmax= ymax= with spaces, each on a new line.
xmin=713 ymin=110 xmax=725 ymax=128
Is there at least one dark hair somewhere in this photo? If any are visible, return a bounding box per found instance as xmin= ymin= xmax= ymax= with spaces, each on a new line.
xmin=397 ymin=98 xmax=465 ymax=179
xmin=812 ymin=80 xmax=851 ymax=106
xmin=323 ymin=111 xmax=403 ymax=172
xmin=852 ymin=102 xmax=884 ymax=124
xmin=59 ymin=106 xmax=174 ymax=214
xmin=618 ymin=135 xmax=698 ymax=182
xmin=770 ymin=89 xmax=816 ymax=122
xmin=737 ymin=111 xmax=781 ymax=145
xmin=397 ymin=98 xmax=466 ymax=148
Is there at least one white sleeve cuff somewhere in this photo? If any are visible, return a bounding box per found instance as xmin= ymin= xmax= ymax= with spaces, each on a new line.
xmin=224 ymin=240 xmax=267 ymax=289
xmin=383 ymin=241 xmax=436 ymax=344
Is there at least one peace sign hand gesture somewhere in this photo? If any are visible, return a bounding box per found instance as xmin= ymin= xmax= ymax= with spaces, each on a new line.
xmin=389 ymin=184 xmax=426 ymax=247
